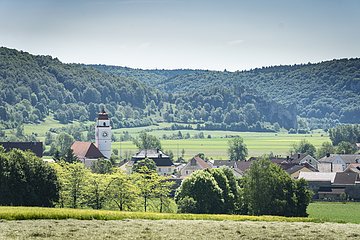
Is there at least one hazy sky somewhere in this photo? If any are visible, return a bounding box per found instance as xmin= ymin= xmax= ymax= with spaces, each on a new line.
xmin=1 ymin=0 xmax=359 ymax=71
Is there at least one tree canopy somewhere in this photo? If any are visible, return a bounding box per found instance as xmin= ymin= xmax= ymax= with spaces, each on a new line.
xmin=228 ymin=137 xmax=248 ymax=161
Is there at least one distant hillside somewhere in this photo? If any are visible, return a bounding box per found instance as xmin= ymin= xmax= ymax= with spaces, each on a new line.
xmin=95 ymin=58 xmax=360 ymax=129
xmin=1 ymin=47 xmax=359 ymax=133
xmin=0 ymin=47 xmax=160 ymax=129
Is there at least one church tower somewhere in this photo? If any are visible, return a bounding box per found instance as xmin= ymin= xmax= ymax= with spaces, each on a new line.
xmin=95 ymin=108 xmax=112 ymax=159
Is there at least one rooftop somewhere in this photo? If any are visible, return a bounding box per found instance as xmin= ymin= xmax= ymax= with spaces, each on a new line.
xmin=299 ymin=172 xmax=336 ymax=183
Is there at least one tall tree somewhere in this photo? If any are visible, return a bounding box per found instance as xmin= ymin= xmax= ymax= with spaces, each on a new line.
xmin=133 ymin=132 xmax=162 ymax=150
xmin=336 ymin=141 xmax=357 ymax=154
xmin=242 ymin=158 xmax=312 ymax=217
xmin=317 ymin=142 xmax=335 ymax=159
xmin=228 ymin=137 xmax=248 ymax=161
xmin=175 ymin=170 xmax=224 ymax=214
xmin=0 ymin=147 xmax=59 ymax=207
xmin=107 ymin=170 xmax=139 ymax=211
xmin=55 ymin=132 xmax=75 ymax=156
xmin=83 ymin=173 xmax=111 ymax=209
xmin=290 ymin=139 xmax=316 ymax=157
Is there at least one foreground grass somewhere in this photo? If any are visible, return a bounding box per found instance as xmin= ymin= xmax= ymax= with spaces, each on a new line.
xmin=308 ymin=202 xmax=360 ymax=224
xmin=1 ymin=219 xmax=359 ymax=240
xmin=0 ymin=207 xmax=313 ymax=223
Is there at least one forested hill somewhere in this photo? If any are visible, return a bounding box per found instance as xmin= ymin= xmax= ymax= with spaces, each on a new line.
xmin=0 ymin=46 xmax=359 ymax=133
xmin=0 ymin=47 xmax=297 ymax=132
xmin=0 ymin=47 xmax=160 ymax=128
xmin=95 ymin=58 xmax=360 ymax=128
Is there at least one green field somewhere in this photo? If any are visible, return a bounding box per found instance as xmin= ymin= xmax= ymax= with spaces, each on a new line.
xmin=4 ymin=117 xmax=330 ymax=159
xmin=308 ymin=202 xmax=360 ymax=224
xmin=113 ymin=131 xmax=329 ymax=159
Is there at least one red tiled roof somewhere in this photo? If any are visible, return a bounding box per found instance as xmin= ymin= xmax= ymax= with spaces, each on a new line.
xmin=193 ymin=156 xmax=212 ymax=169
xmin=71 ymin=141 xmax=104 ymax=159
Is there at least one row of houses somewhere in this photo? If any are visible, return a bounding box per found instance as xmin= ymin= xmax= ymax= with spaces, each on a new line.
xmin=117 ymin=149 xmax=360 ymax=201
xmin=1 ymin=140 xmax=360 ymax=201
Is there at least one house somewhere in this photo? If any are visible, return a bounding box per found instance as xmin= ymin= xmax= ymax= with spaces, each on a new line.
xmin=299 ymin=171 xmax=360 ymax=201
xmin=320 ymin=172 xmax=360 ymax=201
xmin=179 ymin=156 xmax=212 ymax=178
xmin=299 ymin=172 xmax=336 ymax=199
xmin=289 ymin=153 xmax=319 ymax=170
xmin=131 ymin=149 xmax=175 ymax=176
xmin=71 ymin=141 xmax=105 ymax=167
xmin=344 ymin=163 xmax=360 ymax=174
xmin=318 ymin=154 xmax=360 ymax=172
xmin=0 ymin=142 xmax=43 ymax=157
xmin=212 ymin=160 xmax=243 ymax=177
xmin=284 ymin=165 xmax=314 ymax=179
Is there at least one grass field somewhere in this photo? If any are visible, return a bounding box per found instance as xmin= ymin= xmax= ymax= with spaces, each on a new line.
xmin=308 ymin=202 xmax=360 ymax=224
xmin=4 ymin=117 xmax=330 ymax=159
xmin=1 ymin=204 xmax=359 ymax=239
xmin=113 ymin=132 xmax=329 ymax=159
xmin=1 ymin=219 xmax=359 ymax=240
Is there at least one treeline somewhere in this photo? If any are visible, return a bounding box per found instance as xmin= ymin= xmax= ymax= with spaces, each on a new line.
xmin=176 ymin=158 xmax=312 ymax=216
xmin=0 ymin=148 xmax=313 ymax=217
xmin=329 ymin=124 xmax=360 ymax=145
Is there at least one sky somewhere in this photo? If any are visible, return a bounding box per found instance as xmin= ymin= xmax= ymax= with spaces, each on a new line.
xmin=0 ymin=0 xmax=359 ymax=71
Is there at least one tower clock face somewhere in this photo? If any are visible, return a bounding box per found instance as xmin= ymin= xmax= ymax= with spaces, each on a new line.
xmin=102 ymin=131 xmax=108 ymax=137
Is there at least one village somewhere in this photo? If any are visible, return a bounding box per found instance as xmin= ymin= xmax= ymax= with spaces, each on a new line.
xmin=2 ymin=109 xmax=360 ymax=202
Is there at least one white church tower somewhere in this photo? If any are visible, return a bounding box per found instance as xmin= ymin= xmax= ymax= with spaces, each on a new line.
xmin=95 ymin=108 xmax=112 ymax=159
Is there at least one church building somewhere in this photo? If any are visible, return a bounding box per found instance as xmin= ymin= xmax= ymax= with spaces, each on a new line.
xmin=71 ymin=109 xmax=112 ymax=166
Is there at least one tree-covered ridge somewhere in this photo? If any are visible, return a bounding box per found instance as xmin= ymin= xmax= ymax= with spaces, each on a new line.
xmin=0 ymin=47 xmax=161 ymax=128
xmin=1 ymin=47 xmax=359 ymax=131
xmin=151 ymin=59 xmax=360 ymax=125
xmin=0 ymin=47 xmax=297 ymax=131
xmin=231 ymin=59 xmax=360 ymax=123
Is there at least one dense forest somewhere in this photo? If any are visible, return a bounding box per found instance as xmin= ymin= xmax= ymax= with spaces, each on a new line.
xmin=1 ymin=47 xmax=360 ymax=132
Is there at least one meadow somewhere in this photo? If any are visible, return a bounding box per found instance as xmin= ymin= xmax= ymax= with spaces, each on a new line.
xmin=9 ymin=117 xmax=330 ymax=159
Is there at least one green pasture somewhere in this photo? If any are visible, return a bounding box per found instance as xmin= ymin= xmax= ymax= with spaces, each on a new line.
xmin=113 ymin=132 xmax=329 ymax=159
xmin=307 ymin=202 xmax=360 ymax=224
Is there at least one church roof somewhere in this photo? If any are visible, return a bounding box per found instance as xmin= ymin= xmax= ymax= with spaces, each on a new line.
xmin=71 ymin=141 xmax=105 ymax=159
